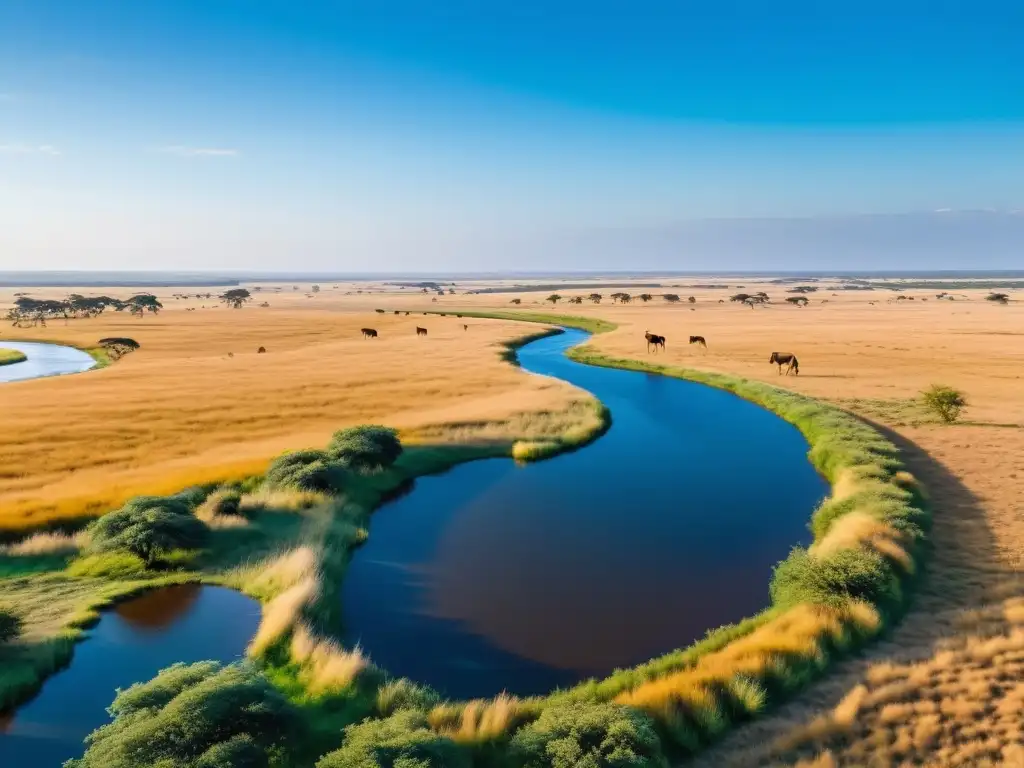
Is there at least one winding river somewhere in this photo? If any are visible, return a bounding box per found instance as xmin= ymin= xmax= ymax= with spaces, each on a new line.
xmin=0 ymin=585 xmax=260 ymax=767
xmin=343 ymin=328 xmax=829 ymax=699
xmin=0 ymin=341 xmax=96 ymax=383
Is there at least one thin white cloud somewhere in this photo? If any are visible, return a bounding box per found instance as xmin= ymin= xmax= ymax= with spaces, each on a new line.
xmin=0 ymin=143 xmax=60 ymax=155
xmin=159 ymin=145 xmax=239 ymax=158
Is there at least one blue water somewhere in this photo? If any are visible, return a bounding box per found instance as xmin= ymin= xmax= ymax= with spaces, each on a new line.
xmin=0 ymin=585 xmax=261 ymax=767
xmin=0 ymin=341 xmax=96 ymax=383
xmin=342 ymin=328 xmax=828 ymax=699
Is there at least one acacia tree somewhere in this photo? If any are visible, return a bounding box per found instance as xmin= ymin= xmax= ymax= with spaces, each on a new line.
xmin=588 ymin=293 xmax=602 ymax=304
xmin=121 ymin=294 xmax=162 ymax=317
xmin=546 ymin=294 xmax=562 ymax=304
xmin=662 ymin=294 xmax=680 ymax=303
xmin=220 ymin=289 xmax=252 ymax=309
xmin=638 ymin=293 xmax=652 ymax=302
xmin=688 ymin=296 xmax=696 ymax=304
xmin=510 ymin=298 xmax=522 ymax=305
xmin=568 ymin=296 xmax=584 ymax=304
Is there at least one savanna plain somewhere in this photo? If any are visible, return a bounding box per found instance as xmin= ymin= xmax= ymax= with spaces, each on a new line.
xmin=1 ymin=276 xmax=1022 ymax=767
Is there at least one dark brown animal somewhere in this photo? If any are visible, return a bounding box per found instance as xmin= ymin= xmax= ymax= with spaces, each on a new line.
xmin=375 ymin=309 xmax=385 ymax=314
xmin=463 ymin=324 xmax=468 ymax=331
xmin=769 ymin=352 xmax=799 ymax=375
xmin=644 ymin=330 xmax=666 ymax=352
xmin=361 ymin=328 xmax=378 ymax=339
xmin=257 ymin=346 xmax=266 ymax=353
xmin=416 ymin=327 xmax=427 ymax=336
xmin=394 ymin=310 xmax=400 ymax=315
xmin=689 ymin=335 xmax=707 ymax=348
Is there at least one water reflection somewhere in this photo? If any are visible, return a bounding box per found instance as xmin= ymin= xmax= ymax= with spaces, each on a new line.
xmin=114 ymin=583 xmax=201 ymax=632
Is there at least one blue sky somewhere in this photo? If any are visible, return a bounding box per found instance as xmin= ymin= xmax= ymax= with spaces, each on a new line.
xmin=2 ymin=1 xmax=1023 ymax=271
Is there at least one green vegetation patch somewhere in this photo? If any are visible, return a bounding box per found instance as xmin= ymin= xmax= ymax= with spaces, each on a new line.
xmin=0 ymin=348 xmax=27 ymax=366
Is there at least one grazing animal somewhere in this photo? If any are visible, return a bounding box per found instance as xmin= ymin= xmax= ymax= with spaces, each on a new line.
xmin=394 ymin=310 xmax=400 ymax=315
xmin=416 ymin=326 xmax=428 ymax=336
xmin=463 ymin=324 xmax=468 ymax=331
xmin=456 ymin=314 xmax=463 ymax=318
xmin=227 ymin=352 xmax=234 ymax=358
xmin=769 ymin=352 xmax=799 ymax=375
xmin=405 ymin=312 xmax=410 ymax=316
xmin=644 ymin=330 xmax=666 ymax=352
xmin=689 ymin=335 xmax=707 ymax=348
xmin=361 ymin=328 xmax=378 ymax=339
xmin=257 ymin=346 xmax=266 ymax=354
xmin=375 ymin=309 xmax=385 ymax=314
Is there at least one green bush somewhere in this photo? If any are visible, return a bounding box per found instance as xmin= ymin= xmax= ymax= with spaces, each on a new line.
xmin=199 ymin=488 xmax=245 ymax=520
xmin=510 ymin=701 xmax=668 ymax=768
xmin=327 ymin=426 xmax=403 ymax=470
xmin=921 ymin=384 xmax=967 ymax=423
xmin=374 ymin=679 xmax=442 ymax=717
xmin=67 ymin=661 xmax=301 ymax=768
xmin=265 ymin=450 xmax=348 ymax=493
xmin=770 ymin=547 xmax=900 ymax=611
xmin=0 ymin=604 xmax=22 ymax=644
xmin=316 ymin=710 xmax=469 ymax=768
xmin=90 ymin=498 xmax=208 ymax=566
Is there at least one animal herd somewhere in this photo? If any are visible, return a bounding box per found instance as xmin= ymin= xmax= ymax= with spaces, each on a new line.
xmin=361 ymin=314 xmax=470 ymax=340
xmin=645 ymin=330 xmax=800 ymax=375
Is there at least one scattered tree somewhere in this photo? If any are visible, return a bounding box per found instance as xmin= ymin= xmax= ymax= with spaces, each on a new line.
xmin=120 ymin=294 xmax=163 ymax=317
xmin=922 ymin=384 xmax=968 ymax=423
xmin=311 ymin=284 xmax=320 ymax=293
xmin=638 ymin=293 xmax=652 ymax=302
xmin=588 ymin=293 xmax=602 ymax=304
xmin=788 ymin=286 xmax=819 ymax=294
xmin=220 ymin=289 xmax=252 ymax=309
xmin=662 ymin=294 xmax=680 ymax=303
xmin=546 ymin=294 xmax=562 ymax=304
xmin=89 ymin=495 xmax=208 ymax=566
xmin=568 ymin=296 xmax=583 ymax=304
xmin=510 ymin=298 xmax=522 ymax=305
xmin=785 ymin=296 xmax=809 ymax=306
xmin=266 ymin=449 xmax=349 ymax=493
xmin=986 ymin=292 xmax=1010 ymax=304
xmin=688 ymin=296 xmax=696 ymax=303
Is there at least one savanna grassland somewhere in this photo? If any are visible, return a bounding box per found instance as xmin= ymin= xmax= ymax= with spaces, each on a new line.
xmin=2 ymin=276 xmax=1023 ymax=766
xmin=0 ymin=286 xmax=596 ymax=532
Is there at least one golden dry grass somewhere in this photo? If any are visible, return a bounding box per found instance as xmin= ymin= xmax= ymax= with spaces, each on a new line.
xmin=0 ymin=286 xmax=588 ymax=530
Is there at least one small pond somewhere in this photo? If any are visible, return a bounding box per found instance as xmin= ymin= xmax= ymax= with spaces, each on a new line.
xmin=0 ymin=585 xmax=261 ymax=767
xmin=342 ymin=328 xmax=829 ymax=699
xmin=0 ymin=341 xmax=96 ymax=384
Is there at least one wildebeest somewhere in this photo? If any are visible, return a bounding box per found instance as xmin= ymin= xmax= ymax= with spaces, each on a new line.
xmin=361 ymin=328 xmax=378 ymax=339
xmin=257 ymin=346 xmax=266 ymax=353
xmin=689 ymin=335 xmax=707 ymax=348
xmin=644 ymin=330 xmax=666 ymax=352
xmin=416 ymin=326 xmax=427 ymax=336
xmin=769 ymin=352 xmax=799 ymax=375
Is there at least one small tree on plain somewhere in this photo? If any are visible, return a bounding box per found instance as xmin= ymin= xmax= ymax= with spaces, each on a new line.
xmin=220 ymin=289 xmax=252 ymax=309
xmin=688 ymin=296 xmax=696 ymax=303
xmin=922 ymin=384 xmax=967 ymax=423
xmin=662 ymin=294 xmax=679 ymax=303
xmin=638 ymin=293 xmax=652 ymax=302
xmin=510 ymin=298 xmax=521 ymax=305
xmin=546 ymin=294 xmax=562 ymax=304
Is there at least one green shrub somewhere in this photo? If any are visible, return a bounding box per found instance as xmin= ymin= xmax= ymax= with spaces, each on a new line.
xmin=265 ymin=450 xmax=348 ymax=494
xmin=0 ymin=604 xmax=22 ymax=644
xmin=67 ymin=661 xmax=301 ymax=768
xmin=90 ymin=499 xmax=208 ymax=566
xmin=316 ymin=710 xmax=469 ymax=768
xmin=327 ymin=425 xmax=403 ymax=470
xmin=198 ymin=489 xmax=245 ymax=520
xmin=921 ymin=384 xmax=967 ymax=423
xmin=770 ymin=547 xmax=899 ymax=611
xmin=375 ymin=678 xmax=442 ymax=716
xmin=510 ymin=702 xmax=668 ymax=768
